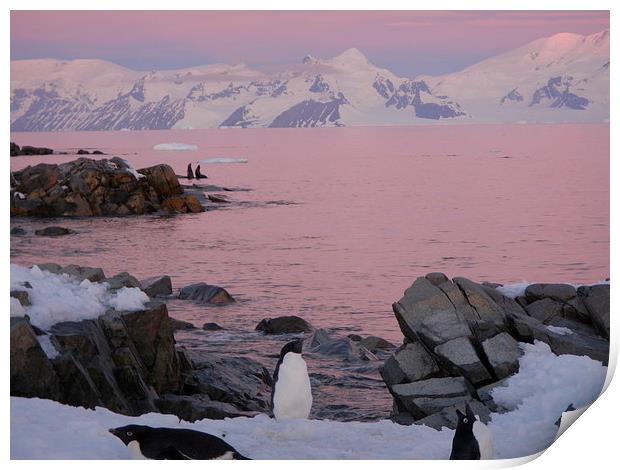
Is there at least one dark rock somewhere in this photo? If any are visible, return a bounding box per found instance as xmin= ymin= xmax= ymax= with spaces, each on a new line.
xmin=183 ymin=351 xmax=272 ymax=412
xmin=105 ymin=272 xmax=142 ymax=290
xmin=425 ymin=272 xmax=449 ymax=286
xmin=347 ymin=334 xmax=362 ymax=342
xmin=137 ymin=164 xmax=182 ymax=199
xmin=34 ymin=226 xmax=74 ymax=237
xmin=19 ymin=145 xmax=54 ymax=155
xmin=76 ymin=149 xmax=90 ymax=155
xmin=525 ymin=283 xmax=577 ymax=303
xmin=208 ymin=194 xmax=231 ymax=203
xmin=52 ymin=352 xmax=103 ymax=409
xmin=202 ymin=322 xmax=224 ymax=331
xmin=121 ymin=302 xmax=182 ymax=394
xmin=156 ymin=394 xmax=258 ymax=422
xmin=380 ymin=340 xmax=440 ymax=386
xmin=525 ymin=298 xmax=563 ymax=323
xmin=307 ymin=328 xmax=332 ymax=348
xmin=580 ymin=284 xmax=610 ymax=339
xmin=481 ymin=333 xmax=521 ymax=380
xmin=11 ymin=227 xmax=26 ymax=236
xmin=393 ymin=277 xmax=471 ymax=348
xmin=10 ymin=317 xmax=60 ymax=400
xmin=169 ymin=318 xmax=196 ymax=331
xmin=10 ymin=142 xmax=20 ymax=156
xmin=179 ymin=282 xmax=235 ymax=304
xmin=390 ymin=377 xmax=473 ymax=419
xmin=10 ymin=290 xmax=30 ymax=306
xmin=453 ymin=277 xmax=509 ymax=337
xmin=359 ymin=335 xmax=395 ymax=352
xmin=37 ymin=263 xmax=106 ymax=282
xmin=256 ymin=315 xmax=313 ymax=334
xmin=92 ymin=150 xmax=104 ymax=155
xmin=141 ymin=275 xmax=172 ymax=297
xmin=434 ymin=337 xmax=492 ymax=385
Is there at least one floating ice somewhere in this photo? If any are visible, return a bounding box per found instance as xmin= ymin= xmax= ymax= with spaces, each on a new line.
xmin=153 ymin=143 xmax=198 ymax=151
xmin=200 ymin=157 xmax=248 ymax=164
xmin=9 ymin=264 xmax=149 ymax=330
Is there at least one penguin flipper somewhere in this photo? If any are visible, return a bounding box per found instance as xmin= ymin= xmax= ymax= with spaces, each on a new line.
xmin=156 ymin=445 xmax=190 ymax=460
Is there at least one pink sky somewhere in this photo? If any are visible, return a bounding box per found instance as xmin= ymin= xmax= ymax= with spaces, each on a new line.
xmin=11 ymin=11 xmax=609 ymax=76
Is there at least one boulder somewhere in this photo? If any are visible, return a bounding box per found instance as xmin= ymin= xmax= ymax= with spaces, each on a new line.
xmin=11 ymin=290 xmax=30 ymax=306
xmin=525 ymin=298 xmax=563 ymax=323
xmin=380 ymin=340 xmax=440 ymax=386
xmin=37 ymin=264 xmax=106 ymax=282
xmin=137 ymin=164 xmax=182 ymax=199
xmin=347 ymin=334 xmax=362 ymax=342
xmin=183 ymin=351 xmax=272 ymax=412
xmin=391 ymin=377 xmax=473 ymax=419
xmin=10 ymin=317 xmax=60 ymax=400
xmin=425 ymin=272 xmax=449 ymax=286
xmin=203 ymin=322 xmax=224 ymax=331
xmin=580 ymin=284 xmax=610 ymax=339
xmin=10 ymin=142 xmax=20 ymax=156
xmin=359 ymin=335 xmax=395 ymax=352
xmin=105 ymin=272 xmax=142 ymax=290
xmin=256 ymin=315 xmax=313 ymax=334
xmin=179 ymin=282 xmax=235 ymax=305
xmin=393 ymin=277 xmax=471 ymax=348
xmin=141 ymin=275 xmax=172 ymax=297
xmin=169 ymin=318 xmax=196 ymax=331
xmin=481 ymin=333 xmax=521 ymax=380
xmin=11 ymin=227 xmax=26 ymax=236
xmin=34 ymin=226 xmax=74 ymax=237
xmin=156 ymin=394 xmax=258 ymax=422
xmin=525 ymin=283 xmax=577 ymax=303
xmin=19 ymin=145 xmax=53 ymax=155
xmin=434 ymin=337 xmax=492 ymax=385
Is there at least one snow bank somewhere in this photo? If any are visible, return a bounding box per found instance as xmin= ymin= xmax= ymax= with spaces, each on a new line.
xmin=489 ymin=342 xmax=606 ymax=458
xmin=10 ymin=265 xmax=149 ymax=330
xmin=153 ymin=143 xmax=198 ymax=151
xmin=200 ymin=157 xmax=248 ymax=164
xmin=10 ymin=341 xmax=606 ymax=460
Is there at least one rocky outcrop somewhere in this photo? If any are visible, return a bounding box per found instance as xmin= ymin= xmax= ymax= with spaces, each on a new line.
xmin=11 ymin=142 xmax=53 ymax=156
xmin=10 ymin=265 xmax=269 ymax=421
xmin=256 ymin=315 xmax=313 ymax=334
xmin=179 ymin=282 xmax=235 ymax=305
xmin=141 ymin=275 xmax=173 ymax=298
xmin=10 ymin=157 xmax=204 ymax=217
xmin=381 ymin=274 xmax=610 ymax=429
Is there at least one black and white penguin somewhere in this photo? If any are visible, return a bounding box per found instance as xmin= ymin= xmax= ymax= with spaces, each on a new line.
xmin=449 ymin=404 xmax=494 ymax=460
xmin=109 ymin=425 xmax=250 ymax=460
xmin=271 ymin=338 xmax=313 ymax=420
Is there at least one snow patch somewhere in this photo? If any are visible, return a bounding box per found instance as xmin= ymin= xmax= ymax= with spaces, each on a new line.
xmin=200 ymin=157 xmax=248 ymax=164
xmin=496 ymin=282 xmax=530 ymax=299
xmin=10 ymin=297 xmax=26 ymax=317
xmin=37 ymin=335 xmax=60 ymax=359
xmin=546 ymin=325 xmax=573 ymax=335
xmin=10 ymin=264 xmax=149 ymax=330
xmin=13 ymin=192 xmax=25 ymax=200
xmin=153 ymin=143 xmax=198 ymax=151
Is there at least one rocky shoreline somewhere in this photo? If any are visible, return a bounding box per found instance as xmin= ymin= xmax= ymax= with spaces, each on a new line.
xmin=10 ymin=157 xmax=204 ymax=217
xmin=10 ymin=262 xmax=609 ymax=429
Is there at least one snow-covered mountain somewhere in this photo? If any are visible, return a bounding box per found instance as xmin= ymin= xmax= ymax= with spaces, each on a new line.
xmin=10 ymin=30 xmax=609 ymax=131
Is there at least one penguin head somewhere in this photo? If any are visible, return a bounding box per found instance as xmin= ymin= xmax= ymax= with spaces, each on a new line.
xmin=279 ymin=338 xmax=303 ymax=358
xmin=109 ymin=424 xmax=150 ymax=445
xmin=455 ymin=404 xmax=477 ymax=431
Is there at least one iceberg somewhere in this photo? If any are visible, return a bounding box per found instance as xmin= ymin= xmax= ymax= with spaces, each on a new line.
xmin=153 ymin=143 xmax=198 ymax=151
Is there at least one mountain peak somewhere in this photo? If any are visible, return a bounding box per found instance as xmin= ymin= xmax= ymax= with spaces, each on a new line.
xmin=331 ymin=47 xmax=369 ymax=64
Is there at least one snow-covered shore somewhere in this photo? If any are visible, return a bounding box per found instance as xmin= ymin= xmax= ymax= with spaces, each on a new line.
xmin=11 ymin=341 xmax=606 ymax=460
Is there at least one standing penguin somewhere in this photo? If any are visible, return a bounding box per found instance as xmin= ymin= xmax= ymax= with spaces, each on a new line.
xmin=109 ymin=425 xmax=250 ymax=460
xmin=271 ymin=338 xmax=313 ymax=420
xmin=187 ymin=163 xmax=194 ymax=179
xmin=449 ymin=404 xmax=494 ymax=460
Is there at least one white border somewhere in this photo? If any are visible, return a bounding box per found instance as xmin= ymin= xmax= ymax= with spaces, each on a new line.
xmin=3 ymin=2 xmax=616 ymax=469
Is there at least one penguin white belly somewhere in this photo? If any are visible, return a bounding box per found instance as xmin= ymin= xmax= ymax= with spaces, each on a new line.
xmin=472 ymin=420 xmax=495 ymax=460
xmin=273 ymin=353 xmax=312 ymax=420
xmin=127 ymin=441 xmax=150 ymax=460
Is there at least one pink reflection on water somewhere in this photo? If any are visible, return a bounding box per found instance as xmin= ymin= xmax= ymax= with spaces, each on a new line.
xmin=10 ymin=124 xmax=609 ymax=341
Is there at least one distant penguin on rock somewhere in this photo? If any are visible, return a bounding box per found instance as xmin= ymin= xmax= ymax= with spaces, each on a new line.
xmin=109 ymin=425 xmax=250 ymax=460
xmin=271 ymin=338 xmax=313 ymax=420
xmin=450 ymin=404 xmax=494 ymax=460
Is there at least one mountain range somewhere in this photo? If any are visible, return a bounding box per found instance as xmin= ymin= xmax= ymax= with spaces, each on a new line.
xmin=10 ymin=30 xmax=609 ymax=131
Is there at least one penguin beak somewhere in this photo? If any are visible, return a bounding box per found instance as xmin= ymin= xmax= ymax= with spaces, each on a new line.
xmin=109 ymin=428 xmax=119 ymax=437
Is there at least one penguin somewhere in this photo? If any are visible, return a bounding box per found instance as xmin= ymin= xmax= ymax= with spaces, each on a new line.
xmin=195 ymin=164 xmax=207 ymax=179
xmin=109 ymin=425 xmax=250 ymax=460
xmin=271 ymin=338 xmax=313 ymax=420
xmin=187 ymin=163 xmax=194 ymax=179
xmin=449 ymin=404 xmax=494 ymax=460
